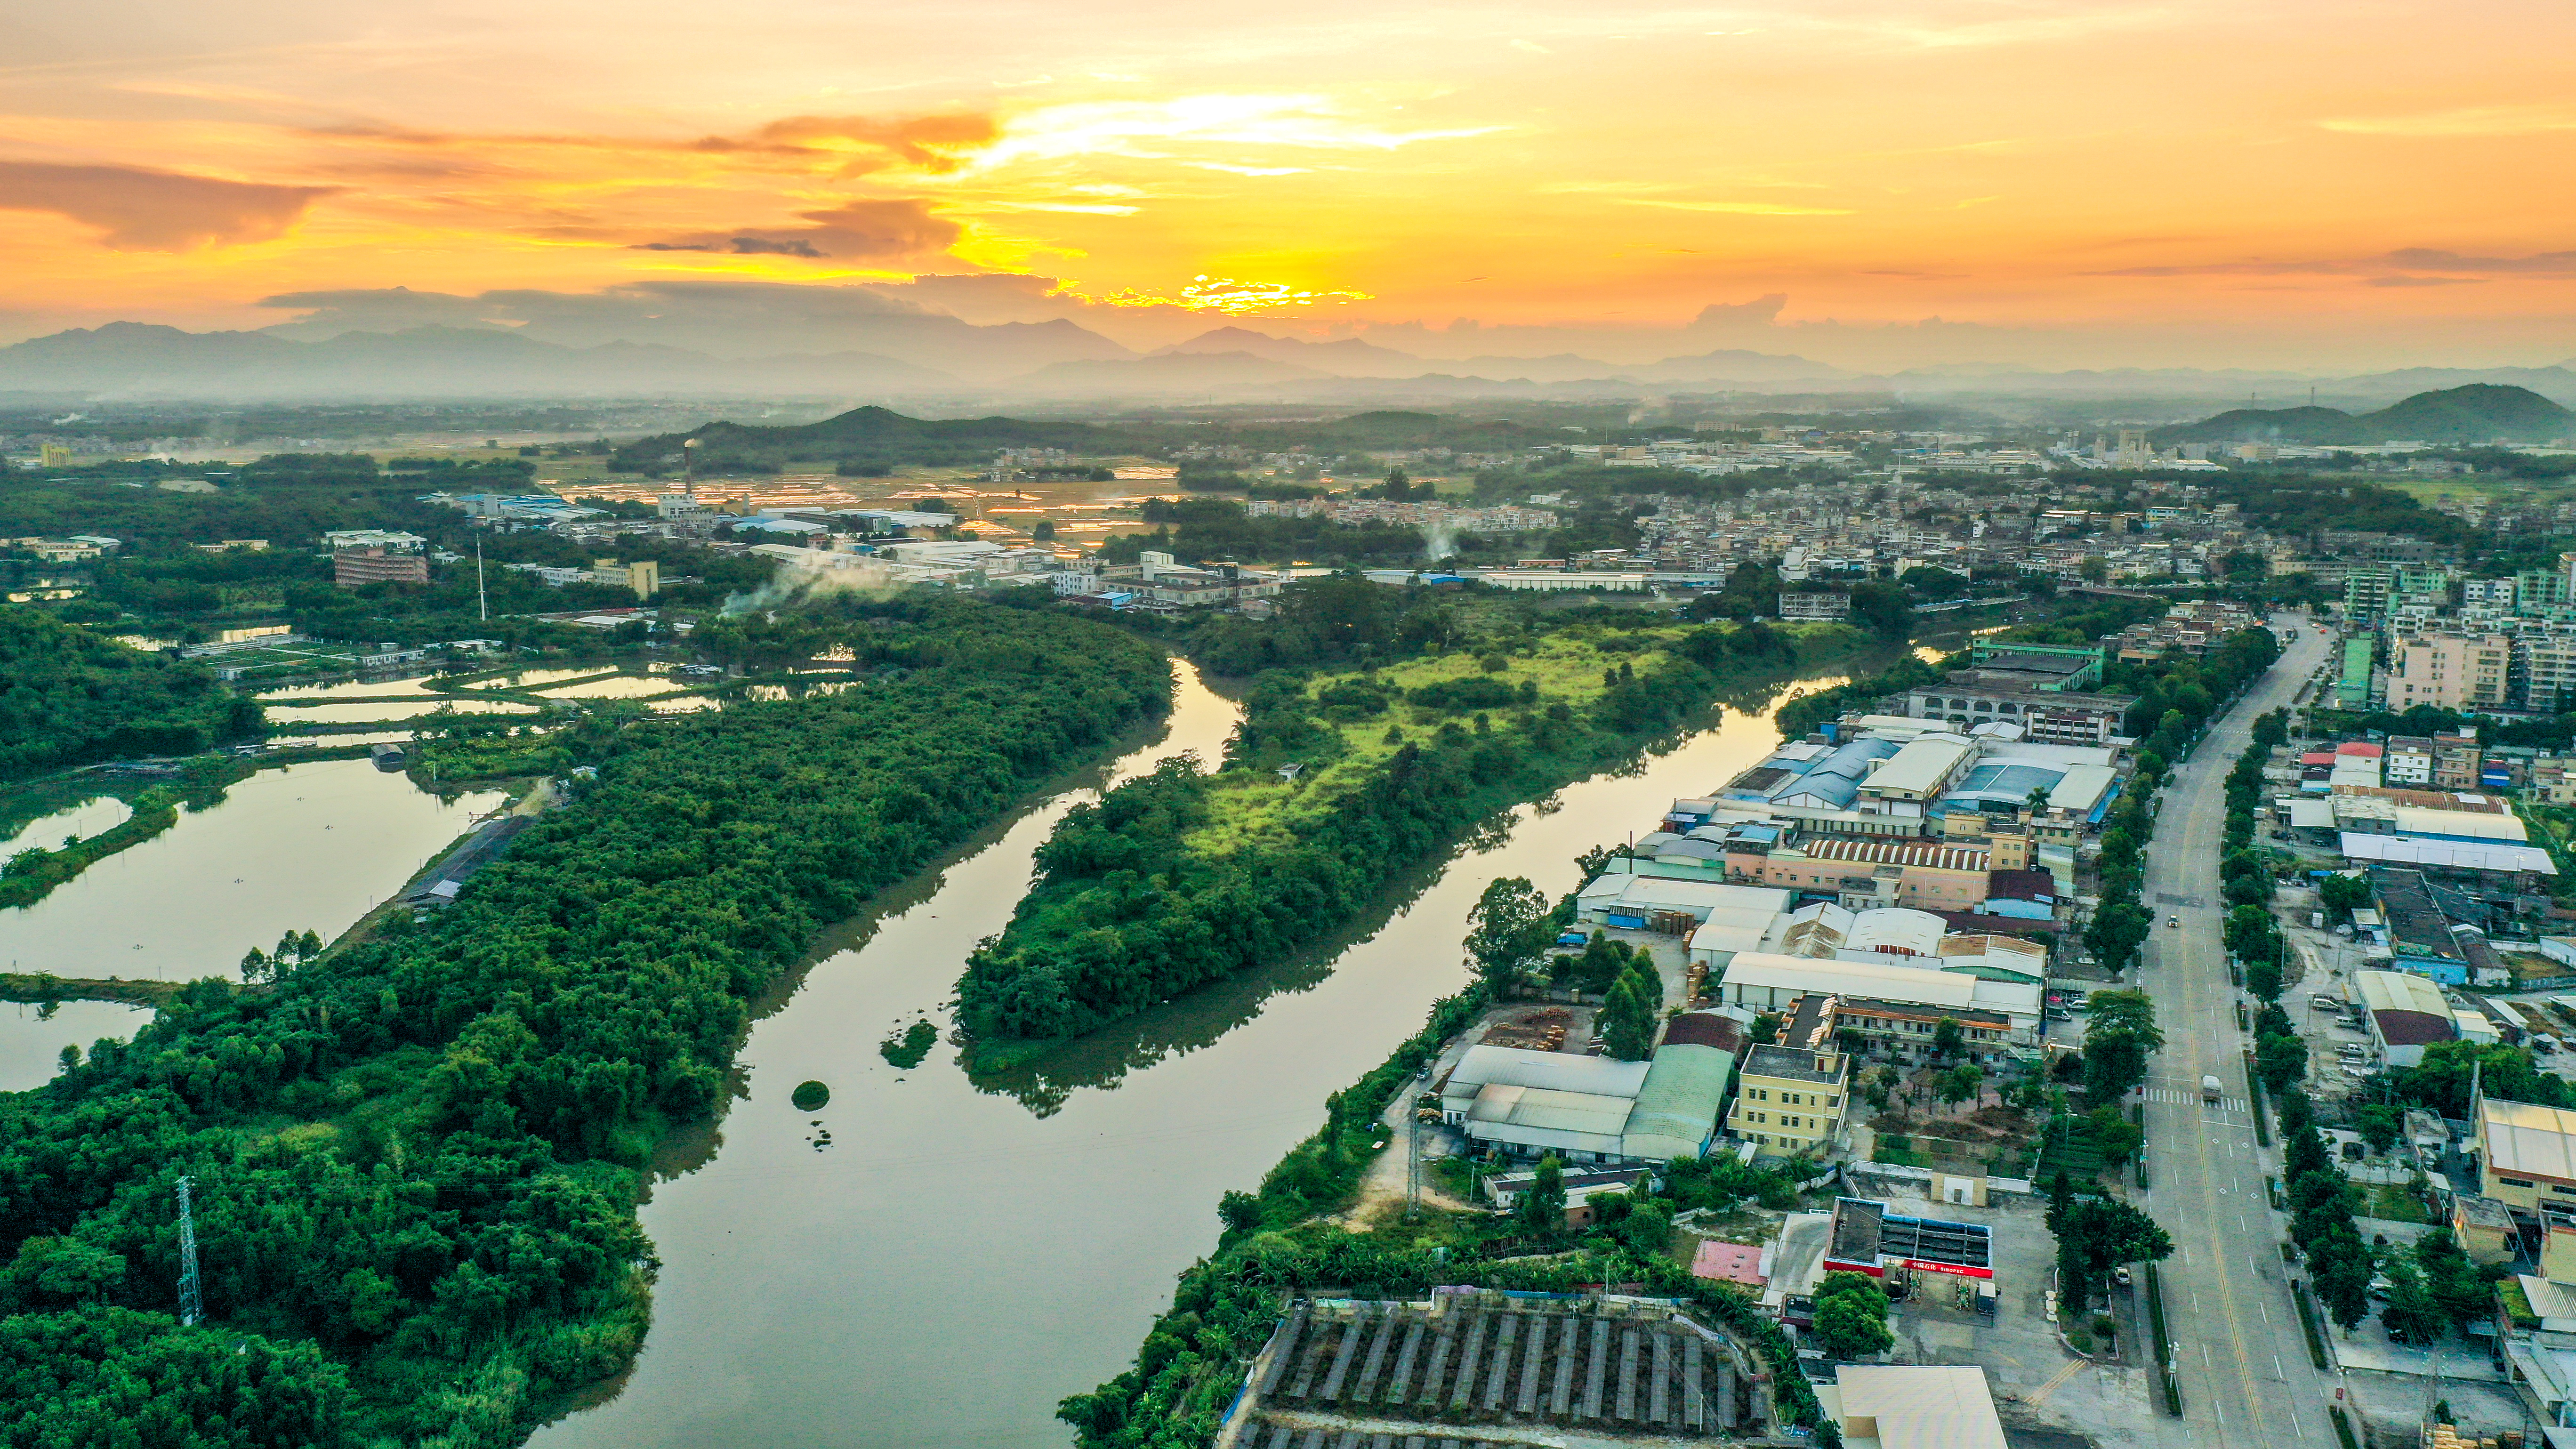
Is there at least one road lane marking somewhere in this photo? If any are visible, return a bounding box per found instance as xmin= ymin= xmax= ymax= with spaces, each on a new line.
xmin=2027 ymin=1356 xmax=2089 ymax=1407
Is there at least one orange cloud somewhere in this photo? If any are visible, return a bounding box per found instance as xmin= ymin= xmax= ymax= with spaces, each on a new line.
xmin=0 ymin=160 xmax=338 ymax=250
xmin=634 ymin=198 xmax=963 ymax=260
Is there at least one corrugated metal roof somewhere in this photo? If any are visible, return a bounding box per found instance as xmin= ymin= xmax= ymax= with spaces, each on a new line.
xmin=2343 ymin=833 xmax=2556 ymax=876
xmin=2484 ymin=1099 xmax=2576 ymax=1183
xmin=1866 ymin=738 xmax=1973 ymax=798
xmin=2391 ymin=806 xmax=2528 ymax=843
xmin=1468 ymin=1082 xmax=1635 ymax=1136
xmin=1441 ymin=1045 xmax=1650 ymax=1100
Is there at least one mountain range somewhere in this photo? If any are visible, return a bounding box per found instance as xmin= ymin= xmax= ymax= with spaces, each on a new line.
xmin=4 ymin=318 xmax=2575 ymax=410
xmin=2157 ymin=383 xmax=2574 ymax=446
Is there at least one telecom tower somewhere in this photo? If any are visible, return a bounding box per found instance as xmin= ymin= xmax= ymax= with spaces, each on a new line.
xmin=175 ymin=1176 xmax=202 ymax=1327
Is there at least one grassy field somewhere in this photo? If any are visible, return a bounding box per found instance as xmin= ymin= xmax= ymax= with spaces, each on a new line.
xmin=1185 ymin=621 xmax=1858 ymax=859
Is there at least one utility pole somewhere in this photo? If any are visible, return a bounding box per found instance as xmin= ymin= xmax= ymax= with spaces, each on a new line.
xmin=175 ymin=1176 xmax=202 ymax=1327
xmin=475 ymin=535 xmax=487 ymax=623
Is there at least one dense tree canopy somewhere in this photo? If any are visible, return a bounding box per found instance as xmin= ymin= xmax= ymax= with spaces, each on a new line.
xmin=0 ymin=596 xmax=1170 ymax=1445
xmin=0 ymin=604 xmax=260 ymax=781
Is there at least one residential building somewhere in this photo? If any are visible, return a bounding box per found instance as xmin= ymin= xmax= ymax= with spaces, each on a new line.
xmin=2389 ymin=633 xmax=2510 ymax=711
xmin=1728 ymin=998 xmax=1848 ymax=1157
xmin=2434 ymin=731 xmax=2484 ymax=790
xmin=334 ymin=547 xmax=428 ymax=588
xmin=2109 ymin=600 xmax=2262 ymax=661
xmin=1713 ymin=953 xmax=2038 ymax=1050
xmin=2476 ymin=1097 xmax=2576 ymax=1216
xmin=2385 ymin=736 xmax=2436 ymax=786
xmin=1776 ymin=591 xmax=1851 ymax=620
xmin=2519 ymin=636 xmax=2576 ymax=715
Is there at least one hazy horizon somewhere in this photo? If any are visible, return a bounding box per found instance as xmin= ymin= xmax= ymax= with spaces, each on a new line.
xmin=4 ymin=0 xmax=2573 ymax=375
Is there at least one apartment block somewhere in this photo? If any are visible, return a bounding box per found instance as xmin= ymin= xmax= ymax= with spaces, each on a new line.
xmin=2389 ymin=633 xmax=2509 ymax=712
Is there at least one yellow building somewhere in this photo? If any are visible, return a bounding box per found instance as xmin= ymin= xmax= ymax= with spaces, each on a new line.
xmin=2476 ymin=1097 xmax=2576 ymax=1212
xmin=591 ymin=558 xmax=660 ymax=599
xmin=1728 ymin=1041 xmax=1849 ymax=1158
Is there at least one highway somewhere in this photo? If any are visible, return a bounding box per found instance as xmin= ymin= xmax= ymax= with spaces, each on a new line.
xmin=2136 ymin=613 xmax=2341 ymax=1449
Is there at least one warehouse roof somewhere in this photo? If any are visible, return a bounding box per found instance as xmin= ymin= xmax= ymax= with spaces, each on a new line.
xmin=1621 ymin=1039 xmax=1739 ymax=1162
xmin=2343 ymin=833 xmax=2556 ymax=877
xmin=2391 ymin=806 xmax=2528 ymax=843
xmin=1834 ymin=1366 xmax=2008 ymax=1449
xmin=1439 ymin=1045 xmax=1650 ymax=1101
xmin=2354 ymin=969 xmax=2458 ymax=1046
xmin=1864 ymin=737 xmax=1974 ymax=799
xmin=1722 ymin=953 xmax=1979 ymax=1009
xmin=2482 ymin=1099 xmax=2576 ymax=1184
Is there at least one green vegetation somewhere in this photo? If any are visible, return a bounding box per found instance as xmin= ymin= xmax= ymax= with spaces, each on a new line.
xmin=789 ymin=1081 xmax=830 ymax=1112
xmin=2159 ymin=384 xmax=2572 ymax=448
xmin=0 ymin=596 xmax=1170 ymax=1445
xmin=877 ymin=1021 xmax=938 ymax=1070
xmin=1063 ymin=969 xmax=1835 ymax=1449
xmin=2 ymin=755 xmax=251 ymax=910
xmin=0 ymin=605 xmax=259 ymax=781
xmin=2045 ymin=1169 xmax=2174 ymax=1319
xmin=1812 ymin=1272 xmax=1894 ymax=1360
xmin=958 ymin=585 xmax=1874 ymax=1046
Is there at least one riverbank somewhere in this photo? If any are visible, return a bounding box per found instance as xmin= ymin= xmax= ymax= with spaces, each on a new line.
xmin=956 ymin=619 xmax=1884 ymax=1060
xmin=528 ymin=655 xmax=1837 ymax=1449
xmin=0 ymin=972 xmax=190 ymax=1007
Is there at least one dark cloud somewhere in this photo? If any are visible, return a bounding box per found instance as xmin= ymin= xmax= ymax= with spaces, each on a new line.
xmin=634 ymin=198 xmax=960 ymax=261
xmin=0 ymin=160 xmax=337 ymax=250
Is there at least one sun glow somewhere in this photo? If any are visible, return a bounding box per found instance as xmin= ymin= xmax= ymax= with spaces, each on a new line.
xmin=1070 ymin=274 xmax=1375 ymax=313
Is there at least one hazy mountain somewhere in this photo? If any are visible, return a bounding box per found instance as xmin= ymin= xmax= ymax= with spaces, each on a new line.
xmin=1005 ymin=350 xmax=1327 ymax=394
xmin=2157 ymin=384 xmax=2575 ymax=446
xmin=0 ymin=322 xmax=947 ymax=398
xmin=1152 ymin=327 xmax=1426 ymax=377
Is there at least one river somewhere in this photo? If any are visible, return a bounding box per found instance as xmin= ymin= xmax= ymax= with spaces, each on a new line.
xmin=532 ymin=660 xmax=1843 ymax=1449
xmin=0 ymin=757 xmax=507 ymax=1089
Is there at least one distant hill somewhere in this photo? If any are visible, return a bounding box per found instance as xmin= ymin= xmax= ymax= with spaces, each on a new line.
xmin=0 ymin=322 xmax=949 ymax=398
xmin=1007 ymin=350 xmax=1325 ymax=393
xmin=614 ymin=404 xmax=1140 ymax=473
xmin=2156 ymin=383 xmax=2574 ymax=446
xmin=1153 ymin=327 xmax=1426 ymax=378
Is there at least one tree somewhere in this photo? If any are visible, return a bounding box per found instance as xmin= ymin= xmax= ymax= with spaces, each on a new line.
xmin=2085 ymin=1104 xmax=2144 ymax=1165
xmin=2082 ymin=990 xmax=2162 ymax=1103
xmin=1519 ymin=1154 xmax=1568 ymax=1236
xmin=1813 ymin=1274 xmax=1895 ymax=1360
xmin=1936 ymin=1063 xmax=1983 ymax=1112
xmin=1932 ymin=1017 xmax=1966 ymax=1060
xmin=2378 ymin=1255 xmax=2444 ymax=1344
xmin=2319 ymin=873 xmax=2373 ymax=915
xmin=2046 ymin=1168 xmax=2076 ymax=1235
xmin=1600 ymin=967 xmax=1662 ymax=1061
xmin=2226 ymin=903 xmax=2279 ymax=963
xmin=2414 ymin=1229 xmax=2495 ymax=1333
xmin=2054 ymin=1195 xmax=2174 ymax=1302
xmin=2083 ymin=901 xmax=2151 ymax=975
xmin=2255 ymin=1030 xmax=2307 ymax=1095
xmin=2310 ymin=1231 xmax=2375 ymax=1331
xmin=1847 ymin=581 xmax=1915 ymax=643
xmin=2353 ymin=1104 xmax=2403 ymax=1155
xmin=2245 ymin=954 xmax=2284 ymax=1005
xmin=1218 ymin=1190 xmax=1263 ymax=1234
xmin=1463 ymin=876 xmax=1551 ymax=994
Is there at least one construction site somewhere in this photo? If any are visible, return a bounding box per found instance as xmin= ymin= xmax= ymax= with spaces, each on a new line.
xmin=1224 ymin=1287 xmax=1771 ymax=1447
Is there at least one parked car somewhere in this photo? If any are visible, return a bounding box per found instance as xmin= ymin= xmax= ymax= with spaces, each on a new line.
xmin=2310 ymin=995 xmax=2343 ymax=1011
xmin=2114 ymin=1266 xmax=2133 ymax=1287
xmin=2168 ymin=915 xmax=2182 ymax=929
xmin=2342 ymin=1066 xmax=2375 ymax=1079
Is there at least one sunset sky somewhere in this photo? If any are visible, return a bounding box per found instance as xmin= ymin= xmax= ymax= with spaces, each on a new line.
xmin=5 ymin=0 xmax=2574 ymax=369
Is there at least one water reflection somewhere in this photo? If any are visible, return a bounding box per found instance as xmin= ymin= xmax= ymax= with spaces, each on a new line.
xmin=0 ymin=796 xmax=133 ymax=856
xmin=0 ymin=759 xmax=504 ymax=984
xmin=532 ymin=663 xmax=1830 ymax=1449
xmin=0 ymin=1000 xmax=152 ymax=1092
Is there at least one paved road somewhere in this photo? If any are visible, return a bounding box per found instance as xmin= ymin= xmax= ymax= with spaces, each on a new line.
xmin=2134 ymin=613 xmax=2341 ymax=1449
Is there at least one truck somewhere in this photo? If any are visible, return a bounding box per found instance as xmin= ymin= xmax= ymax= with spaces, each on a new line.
xmin=2202 ymin=1074 xmax=2224 ymax=1105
